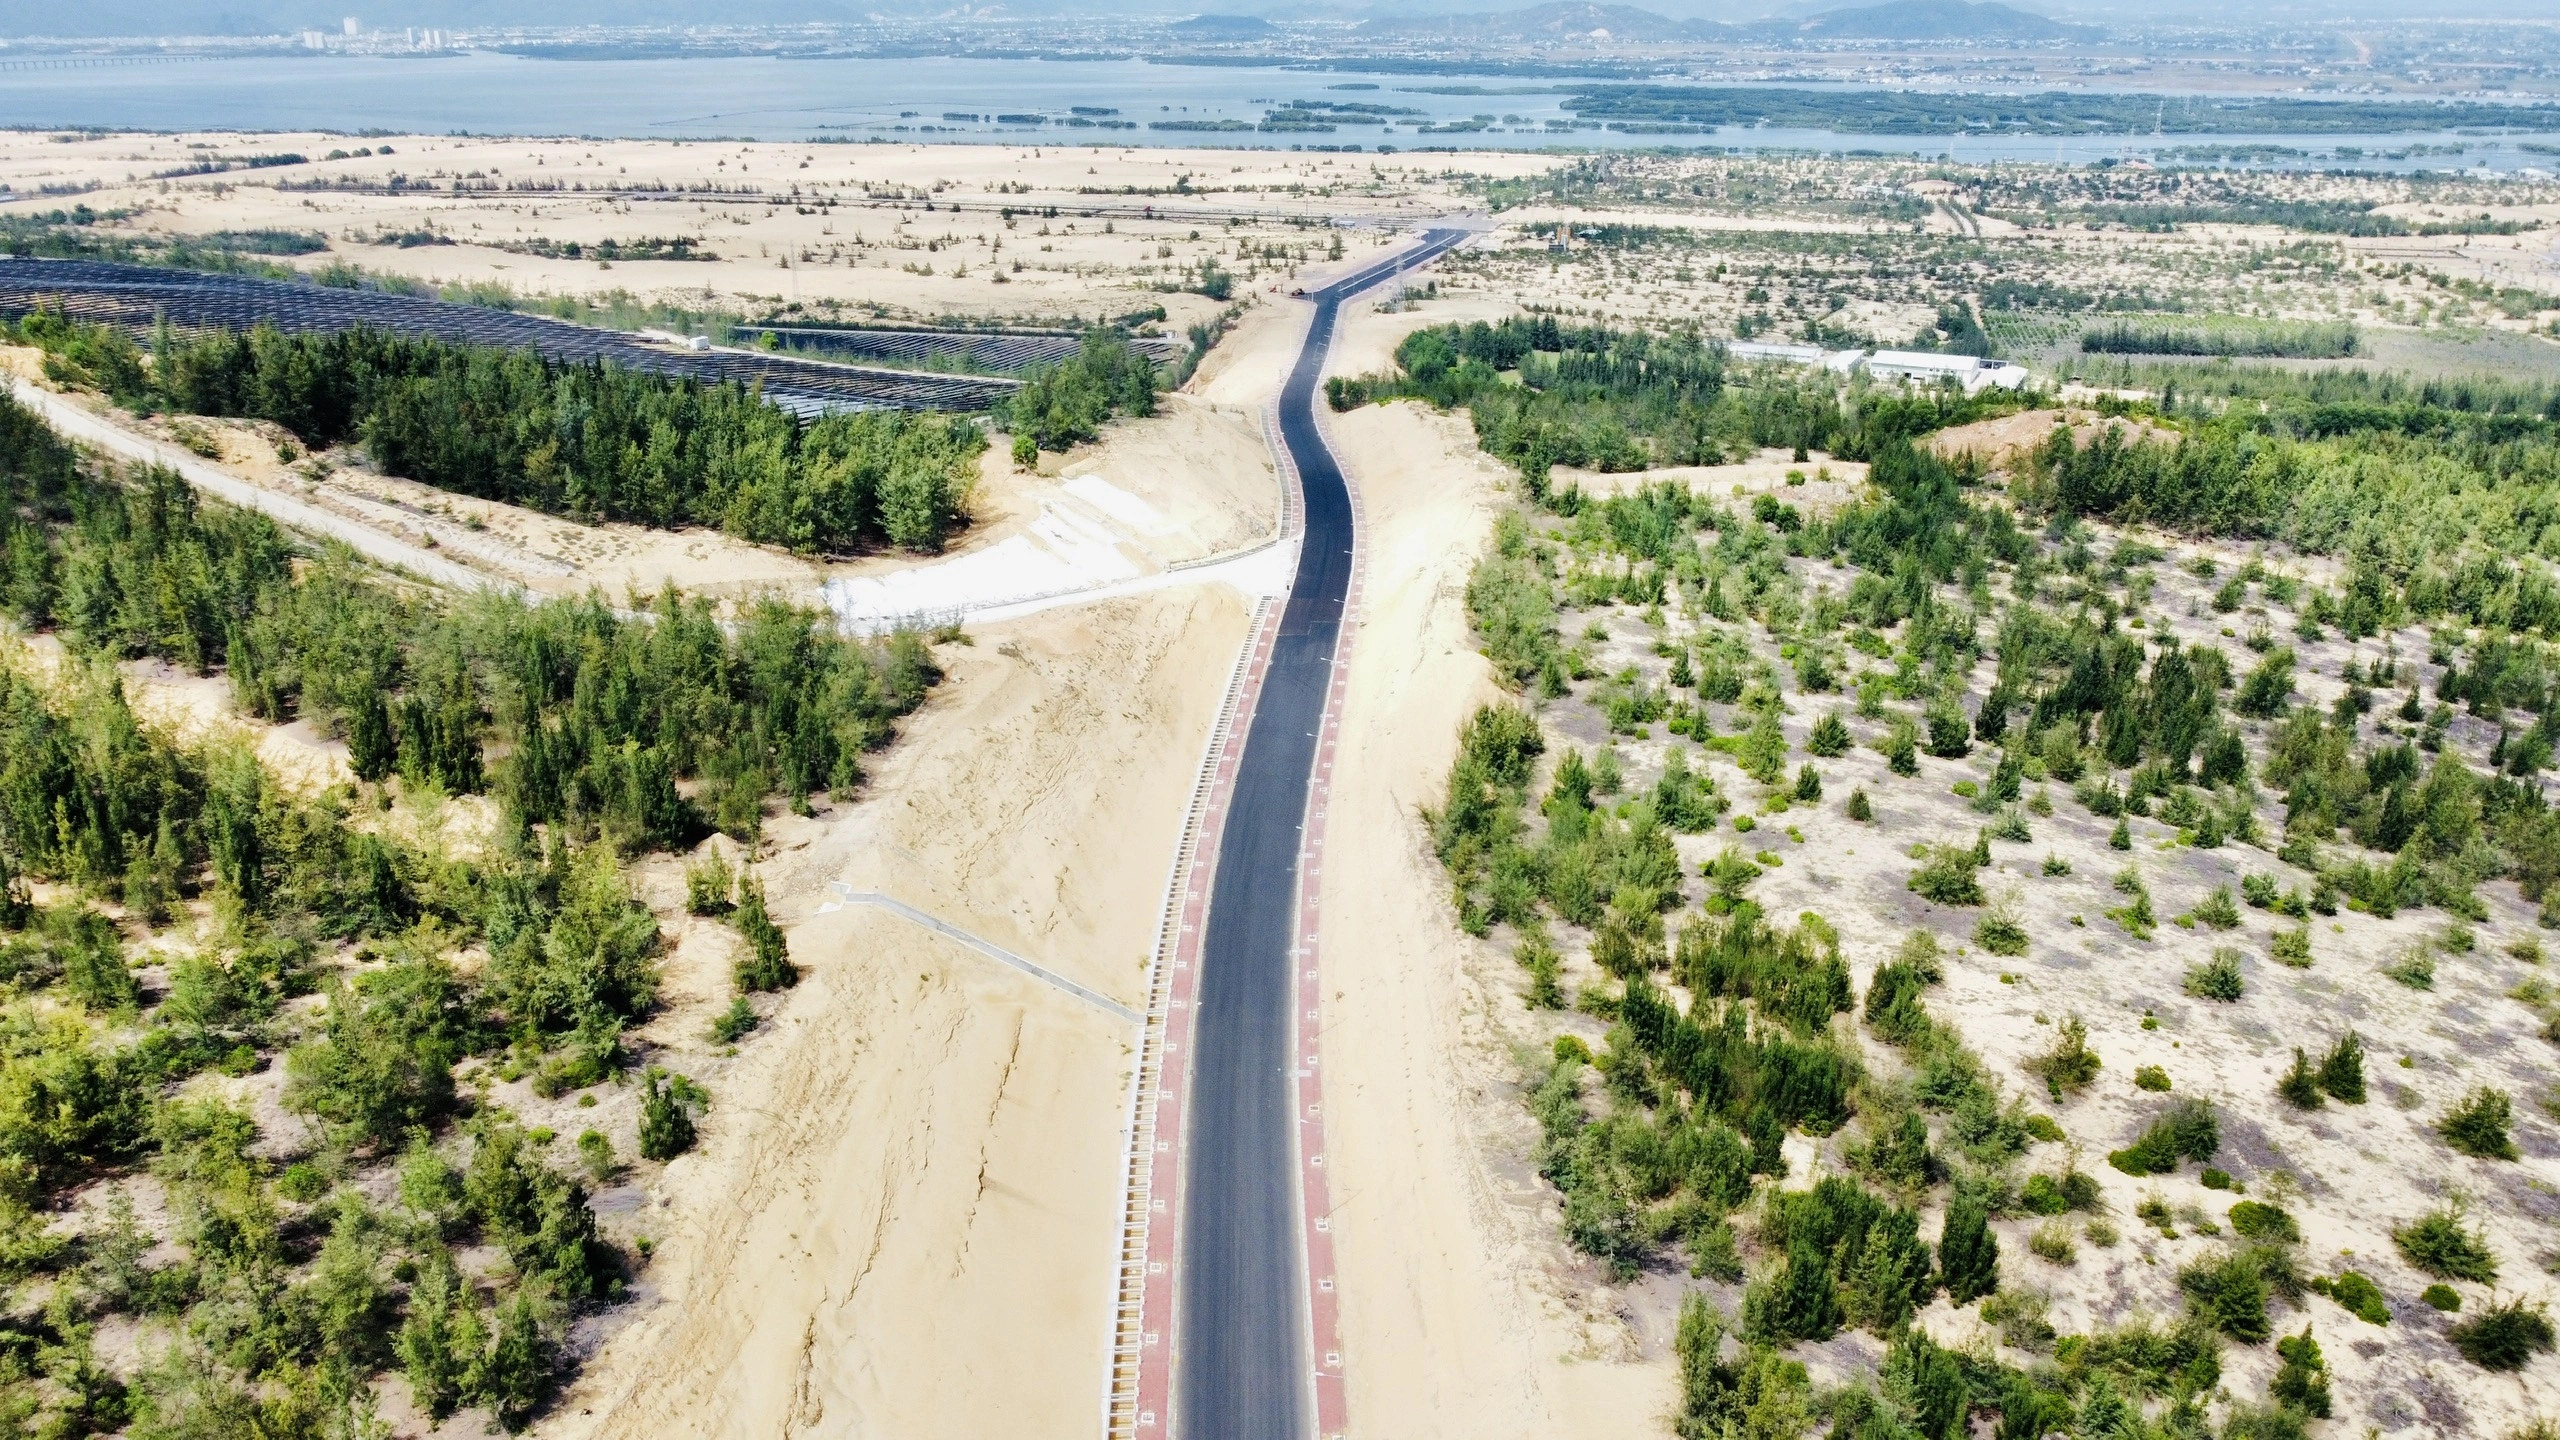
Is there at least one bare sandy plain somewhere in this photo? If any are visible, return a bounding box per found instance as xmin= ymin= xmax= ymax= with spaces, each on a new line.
xmin=0 ymin=129 xmax=1537 ymax=326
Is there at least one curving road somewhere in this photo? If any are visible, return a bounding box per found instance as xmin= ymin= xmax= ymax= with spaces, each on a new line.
xmin=1176 ymin=227 xmax=1470 ymax=1440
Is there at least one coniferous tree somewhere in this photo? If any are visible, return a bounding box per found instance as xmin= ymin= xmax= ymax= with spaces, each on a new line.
xmin=346 ymin=688 xmax=395 ymax=783
xmin=638 ymin=1069 xmax=697 ymax=1162
xmin=2317 ymin=1031 xmax=2367 ymax=1103
xmin=732 ymin=880 xmax=798 ymax=992
xmin=1938 ymin=1195 xmax=1999 ymax=1304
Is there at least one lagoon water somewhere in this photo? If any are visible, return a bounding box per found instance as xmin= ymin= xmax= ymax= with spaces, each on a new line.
xmin=3 ymin=50 xmax=2555 ymax=174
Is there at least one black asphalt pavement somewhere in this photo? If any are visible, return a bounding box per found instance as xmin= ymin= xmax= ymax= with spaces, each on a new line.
xmin=1177 ymin=229 xmax=1470 ymax=1440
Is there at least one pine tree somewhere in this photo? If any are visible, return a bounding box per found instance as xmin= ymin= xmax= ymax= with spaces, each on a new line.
xmin=1794 ymin=764 xmax=1823 ymax=802
xmin=481 ymin=1290 xmax=552 ymax=1430
xmin=346 ymin=688 xmax=395 ymax=783
xmin=1938 ymin=1195 xmax=1999 ymax=1304
xmin=1749 ymin=1235 xmax=1842 ymax=1342
xmin=2278 ymin=1048 xmax=2322 ymax=1109
xmin=732 ymin=880 xmax=797 ymax=992
xmin=638 ymin=1068 xmax=697 ymax=1162
xmin=1808 ymin=711 xmax=1851 ymax=758
xmin=2271 ymin=1327 xmax=2332 ymax=1418
xmin=398 ymin=1257 xmax=468 ymax=1420
xmin=2317 ymin=1031 xmax=2366 ymax=1103
xmin=1846 ymin=787 xmax=1873 ymax=822
xmin=0 ymin=849 xmax=25 ymax=931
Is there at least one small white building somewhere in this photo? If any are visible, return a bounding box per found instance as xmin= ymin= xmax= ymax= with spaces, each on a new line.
xmin=1725 ymin=340 xmax=1826 ymax=365
xmin=1864 ymin=350 xmax=2031 ymax=394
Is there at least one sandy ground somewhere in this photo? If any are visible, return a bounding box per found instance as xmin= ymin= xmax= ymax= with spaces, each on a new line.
xmin=0 ymin=130 xmax=1509 ymax=327
xmin=1316 ymin=338 xmax=1682 ymax=1430
xmin=825 ymin=394 xmax=1280 ymax=626
xmin=545 ymin=585 xmax=1251 ymax=1439
xmin=8 ymin=634 xmax=355 ymax=795
xmin=1556 ymin=448 xmax=1872 ymax=513
xmin=1927 ymin=408 xmax=2181 ymax=472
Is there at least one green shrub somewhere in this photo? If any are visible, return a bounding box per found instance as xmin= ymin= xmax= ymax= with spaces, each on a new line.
xmin=2228 ymin=1200 xmax=2299 ymax=1243
xmin=2423 ymin=1283 xmax=2463 ymax=1312
xmin=2179 ymin=1245 xmax=2294 ymax=1343
xmin=2270 ymin=926 xmax=2312 ymax=968
xmin=1863 ymin=933 xmax=1943 ymax=1048
xmin=2108 ymin=817 xmax=2132 ymax=850
xmin=1846 ymin=787 xmax=1873 ymax=821
xmin=1807 ymin=712 xmax=1851 ymax=758
xmin=2041 ymin=852 xmax=2071 ymax=876
xmin=2193 ymin=886 xmax=2241 ymax=930
xmin=1909 ymin=843 xmax=1985 ymax=906
xmin=2324 ymin=1270 xmax=2391 ymax=1325
xmin=2184 ymin=947 xmax=2245 ymax=1001
xmin=1687 ymin=1221 xmax=1743 ymax=1282
xmin=2109 ymin=1098 xmax=2219 ymax=1176
xmin=277 ymin=1161 xmax=327 ymax=1203
xmin=1793 ymin=764 xmax=1823 ymax=802
xmin=2394 ymin=1203 xmax=2498 ymax=1282
xmin=2134 ymin=1065 xmax=2170 ymax=1092
xmin=1973 ymin=889 xmax=2028 ymax=956
xmin=2382 ymin=944 xmax=2436 ymax=990
xmin=2019 ymin=1165 xmax=2100 ymax=1216
xmin=1883 ymin=724 xmax=1920 ymax=777
xmin=2024 ymin=1014 xmax=2100 ymax=1096
xmin=2439 ymin=1086 xmax=2519 ymax=1160
xmin=2449 ymin=1299 xmax=2555 ymax=1372
xmin=2029 ymin=1220 xmax=2077 ymax=1264
xmin=2202 ymin=1167 xmax=2234 ymax=1190
xmin=1003 ymin=332 xmax=1161 ymax=451
xmin=709 ymin=996 xmax=758 ymax=1044
xmin=683 ymin=850 xmax=735 ymax=916
xmin=284 ymin=950 xmax=475 ymax=1153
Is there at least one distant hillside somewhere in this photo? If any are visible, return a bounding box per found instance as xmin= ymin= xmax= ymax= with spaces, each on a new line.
xmin=1356 ymin=2 xmax=1692 ymax=42
xmin=1771 ymin=0 xmax=2098 ymax=41
xmin=1169 ymin=11 xmax=1279 ymax=35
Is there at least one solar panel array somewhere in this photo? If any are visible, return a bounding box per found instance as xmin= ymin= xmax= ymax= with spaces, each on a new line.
xmin=0 ymin=258 xmax=1022 ymax=416
xmin=733 ymin=324 xmax=1189 ymax=374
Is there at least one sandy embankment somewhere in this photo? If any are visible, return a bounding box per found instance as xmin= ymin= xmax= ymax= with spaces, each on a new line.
xmin=1925 ymin=407 xmax=2179 ymax=472
xmin=1555 ymin=448 xmax=1870 ymax=513
xmin=1317 ymin=383 xmax=1675 ymax=1430
xmin=545 ymin=585 xmax=1250 ymax=1440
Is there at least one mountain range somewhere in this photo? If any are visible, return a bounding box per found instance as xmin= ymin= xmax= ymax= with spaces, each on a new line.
xmin=1354 ymin=0 xmax=2097 ymax=41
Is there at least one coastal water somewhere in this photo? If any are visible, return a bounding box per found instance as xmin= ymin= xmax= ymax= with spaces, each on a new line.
xmin=2 ymin=51 xmax=2554 ymax=174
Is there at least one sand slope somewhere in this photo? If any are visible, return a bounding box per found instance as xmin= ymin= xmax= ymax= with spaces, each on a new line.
xmin=547 ymin=587 xmax=1251 ymax=1439
xmin=1317 ymin=395 xmax=1675 ymax=1437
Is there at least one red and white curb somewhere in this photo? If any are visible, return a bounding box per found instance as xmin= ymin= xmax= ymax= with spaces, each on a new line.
xmin=1104 ymin=397 xmax=1303 ymax=1440
xmin=1292 ymin=394 xmax=1364 ymax=1440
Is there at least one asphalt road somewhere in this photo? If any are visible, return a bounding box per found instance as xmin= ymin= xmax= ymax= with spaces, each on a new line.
xmin=1177 ymin=228 xmax=1470 ymax=1440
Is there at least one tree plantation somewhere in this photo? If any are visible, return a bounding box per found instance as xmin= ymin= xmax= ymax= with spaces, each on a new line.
xmin=1356 ymin=319 xmax=2560 ymax=1438
xmin=13 ymin=309 xmax=989 ymax=555
xmin=0 ymin=387 xmax=918 ymax=1435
